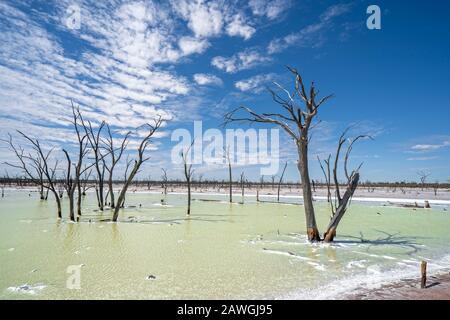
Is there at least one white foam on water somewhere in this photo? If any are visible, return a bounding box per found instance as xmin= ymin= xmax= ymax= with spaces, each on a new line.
xmin=281 ymin=253 xmax=450 ymax=300
xmin=346 ymin=260 xmax=367 ymax=269
xmin=7 ymin=248 xmax=14 ymax=252
xmin=7 ymin=283 xmax=46 ymax=295
xmin=261 ymin=249 xmax=313 ymax=261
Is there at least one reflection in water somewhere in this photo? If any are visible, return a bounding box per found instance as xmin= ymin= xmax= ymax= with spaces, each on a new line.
xmin=0 ymin=191 xmax=449 ymax=299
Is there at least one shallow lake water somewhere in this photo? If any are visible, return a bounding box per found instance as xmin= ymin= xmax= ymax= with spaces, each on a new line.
xmin=1 ymin=190 xmax=449 ymax=299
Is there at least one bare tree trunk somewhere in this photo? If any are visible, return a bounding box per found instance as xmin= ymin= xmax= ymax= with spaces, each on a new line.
xmin=112 ymin=118 xmax=163 ymax=221
xmin=298 ymin=141 xmax=320 ymax=241
xmin=323 ymin=173 xmax=359 ymax=242
xmin=55 ymin=192 xmax=62 ymax=218
xmin=108 ymin=178 xmax=115 ymax=208
xmin=77 ymin=179 xmax=82 ymax=216
xmin=39 ymin=183 xmax=44 ymax=200
xmin=187 ymin=175 xmax=191 ymax=215
xmin=277 ymin=162 xmax=288 ymax=202
xmin=113 ymin=162 xmax=137 ymax=221
xmin=240 ymin=172 xmax=245 ymax=204
xmin=226 ymin=148 xmax=232 ymax=203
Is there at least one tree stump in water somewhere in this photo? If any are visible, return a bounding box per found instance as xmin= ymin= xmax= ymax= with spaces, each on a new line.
xmin=421 ymin=261 xmax=427 ymax=289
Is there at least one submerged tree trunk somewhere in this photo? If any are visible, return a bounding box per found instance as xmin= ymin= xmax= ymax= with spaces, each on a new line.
xmin=323 ymin=173 xmax=359 ymax=242
xmin=52 ymin=190 xmax=62 ymax=219
xmin=77 ymin=180 xmax=82 ymax=216
xmin=187 ymin=177 xmax=191 ymax=215
xmin=228 ymin=161 xmax=232 ymax=203
xmin=277 ymin=162 xmax=288 ymax=202
xmin=113 ymin=162 xmax=137 ymax=221
xmin=108 ymin=179 xmax=115 ymax=208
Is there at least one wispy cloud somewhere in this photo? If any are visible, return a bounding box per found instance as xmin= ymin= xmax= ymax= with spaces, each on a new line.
xmin=410 ymin=141 xmax=450 ymax=151
xmin=267 ymin=3 xmax=352 ymax=54
xmin=212 ymin=49 xmax=271 ymax=73
xmin=407 ymin=156 xmax=438 ymax=161
xmin=249 ymin=0 xmax=292 ymax=20
xmin=193 ymin=73 xmax=223 ymax=86
xmin=234 ymin=73 xmax=276 ymax=92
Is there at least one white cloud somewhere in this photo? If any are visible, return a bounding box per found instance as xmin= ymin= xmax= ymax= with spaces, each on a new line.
xmin=249 ymin=0 xmax=291 ymax=20
xmin=407 ymin=156 xmax=438 ymax=161
xmin=225 ymin=14 xmax=255 ymax=40
xmin=171 ymin=0 xmax=224 ymax=38
xmin=193 ymin=73 xmax=223 ymax=86
xmin=178 ymin=36 xmax=210 ymax=55
xmin=0 ymin=0 xmax=204 ymax=144
xmin=234 ymin=73 xmax=275 ymax=92
xmin=172 ymin=0 xmax=258 ymax=40
xmin=411 ymin=141 xmax=450 ymax=151
xmin=212 ymin=49 xmax=270 ymax=73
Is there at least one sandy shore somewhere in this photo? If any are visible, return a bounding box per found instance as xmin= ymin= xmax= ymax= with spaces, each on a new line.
xmin=345 ymin=269 xmax=450 ymax=300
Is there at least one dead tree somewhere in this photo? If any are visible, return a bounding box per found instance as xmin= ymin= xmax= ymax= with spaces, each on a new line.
xmin=225 ymin=67 xmax=333 ymax=241
xmin=79 ymin=114 xmax=106 ymax=210
xmin=317 ymin=154 xmax=332 ymax=214
xmin=224 ymin=146 xmax=232 ymax=203
xmin=277 ymin=162 xmax=288 ymax=202
xmin=416 ymin=171 xmax=430 ymax=191
xmin=161 ymin=168 xmax=168 ymax=195
xmin=67 ymin=104 xmax=93 ymax=218
xmin=182 ymin=141 xmax=195 ymax=215
xmin=2 ymin=132 xmax=61 ymax=218
xmin=81 ymin=168 xmax=93 ymax=195
xmin=112 ymin=117 xmax=163 ymax=221
xmin=317 ymin=129 xmax=371 ymax=242
xmin=102 ymin=124 xmax=130 ymax=209
xmin=119 ymin=155 xmax=133 ymax=208
xmin=240 ymin=172 xmax=245 ymax=203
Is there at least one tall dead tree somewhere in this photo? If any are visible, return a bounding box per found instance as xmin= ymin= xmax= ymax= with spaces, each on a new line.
xmin=79 ymin=115 xmax=106 ymax=210
xmin=102 ymin=124 xmax=130 ymax=209
xmin=112 ymin=117 xmax=163 ymax=221
xmin=318 ymin=129 xmax=371 ymax=242
xmin=119 ymin=155 xmax=133 ymax=208
xmin=182 ymin=141 xmax=195 ymax=216
xmin=81 ymin=168 xmax=93 ymax=196
xmin=417 ymin=170 xmax=430 ymax=191
xmin=67 ymin=104 xmax=93 ymax=218
xmin=161 ymin=168 xmax=168 ymax=195
xmin=224 ymin=146 xmax=232 ymax=203
xmin=2 ymin=132 xmax=61 ymax=218
xmin=277 ymin=162 xmax=288 ymax=202
xmin=225 ymin=67 xmax=332 ymax=241
xmin=240 ymin=172 xmax=245 ymax=203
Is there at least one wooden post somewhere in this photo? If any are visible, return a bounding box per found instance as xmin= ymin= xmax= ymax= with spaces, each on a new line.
xmin=420 ymin=260 xmax=427 ymax=289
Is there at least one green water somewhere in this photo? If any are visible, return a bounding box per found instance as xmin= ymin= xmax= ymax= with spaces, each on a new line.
xmin=0 ymin=190 xmax=449 ymax=299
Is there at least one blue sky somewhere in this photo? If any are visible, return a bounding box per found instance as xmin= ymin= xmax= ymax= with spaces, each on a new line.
xmin=0 ymin=0 xmax=449 ymax=183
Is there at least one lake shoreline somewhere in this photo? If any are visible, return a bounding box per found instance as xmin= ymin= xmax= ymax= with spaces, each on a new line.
xmin=4 ymin=185 xmax=450 ymax=206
